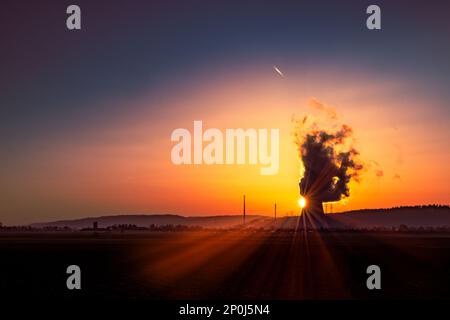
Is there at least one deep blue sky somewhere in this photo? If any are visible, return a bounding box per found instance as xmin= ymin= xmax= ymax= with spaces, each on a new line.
xmin=1 ymin=0 xmax=449 ymax=146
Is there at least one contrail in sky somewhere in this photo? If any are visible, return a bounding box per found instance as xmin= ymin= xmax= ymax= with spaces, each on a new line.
xmin=273 ymin=66 xmax=284 ymax=77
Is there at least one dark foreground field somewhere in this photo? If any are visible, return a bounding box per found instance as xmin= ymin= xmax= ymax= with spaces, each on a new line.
xmin=1 ymin=231 xmax=450 ymax=300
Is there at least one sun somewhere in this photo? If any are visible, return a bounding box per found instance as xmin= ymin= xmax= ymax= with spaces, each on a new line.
xmin=298 ymin=196 xmax=307 ymax=208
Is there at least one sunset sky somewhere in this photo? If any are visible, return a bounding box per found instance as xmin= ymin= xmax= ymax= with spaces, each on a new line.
xmin=1 ymin=0 xmax=449 ymax=224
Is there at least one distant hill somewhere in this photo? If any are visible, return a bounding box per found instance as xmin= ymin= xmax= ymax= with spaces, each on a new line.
xmin=29 ymin=206 xmax=450 ymax=230
xmin=329 ymin=206 xmax=450 ymax=228
xmin=265 ymin=206 xmax=450 ymax=229
xmin=30 ymin=214 xmax=269 ymax=229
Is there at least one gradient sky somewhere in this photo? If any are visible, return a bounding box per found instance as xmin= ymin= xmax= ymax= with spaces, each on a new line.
xmin=1 ymin=0 xmax=449 ymax=224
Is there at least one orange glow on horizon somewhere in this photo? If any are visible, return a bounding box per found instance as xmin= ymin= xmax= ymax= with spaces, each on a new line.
xmin=2 ymin=65 xmax=449 ymax=224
